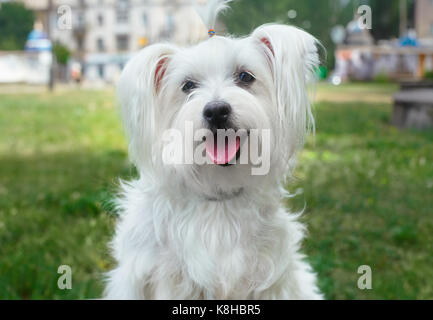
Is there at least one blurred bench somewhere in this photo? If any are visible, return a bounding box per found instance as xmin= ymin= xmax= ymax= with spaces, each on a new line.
xmin=393 ymin=81 xmax=433 ymax=129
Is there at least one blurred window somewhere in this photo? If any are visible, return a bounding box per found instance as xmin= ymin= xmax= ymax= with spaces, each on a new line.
xmin=77 ymin=37 xmax=84 ymax=50
xmin=98 ymin=64 xmax=105 ymax=78
xmin=97 ymin=14 xmax=104 ymax=26
xmin=97 ymin=38 xmax=105 ymax=52
xmin=166 ymin=13 xmax=174 ymax=34
xmin=77 ymin=12 xmax=85 ymax=28
xmin=143 ymin=12 xmax=148 ymax=27
xmin=116 ymin=0 xmax=129 ymax=23
xmin=116 ymin=35 xmax=129 ymax=51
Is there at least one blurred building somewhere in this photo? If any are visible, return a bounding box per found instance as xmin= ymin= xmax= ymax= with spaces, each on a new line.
xmin=18 ymin=0 xmax=208 ymax=84
xmin=332 ymin=0 xmax=433 ymax=83
xmin=415 ymin=0 xmax=433 ymax=45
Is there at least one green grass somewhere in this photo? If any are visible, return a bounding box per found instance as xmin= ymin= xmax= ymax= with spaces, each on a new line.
xmin=0 ymin=83 xmax=432 ymax=299
xmin=291 ymin=83 xmax=433 ymax=299
xmin=0 ymin=89 xmax=129 ymax=299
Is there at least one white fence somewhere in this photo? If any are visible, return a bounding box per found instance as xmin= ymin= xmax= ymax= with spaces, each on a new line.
xmin=0 ymin=51 xmax=51 ymax=84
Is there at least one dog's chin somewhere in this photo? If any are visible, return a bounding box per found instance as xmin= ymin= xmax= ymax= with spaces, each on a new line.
xmin=186 ymin=160 xmax=256 ymax=201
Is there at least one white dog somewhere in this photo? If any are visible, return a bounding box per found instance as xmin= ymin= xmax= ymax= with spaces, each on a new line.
xmin=105 ymin=0 xmax=323 ymax=300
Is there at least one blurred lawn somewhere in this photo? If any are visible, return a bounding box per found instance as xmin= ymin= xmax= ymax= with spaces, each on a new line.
xmin=0 ymin=83 xmax=432 ymax=299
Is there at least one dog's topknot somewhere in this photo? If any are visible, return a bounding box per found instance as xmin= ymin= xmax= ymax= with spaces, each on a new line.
xmin=196 ymin=0 xmax=233 ymax=33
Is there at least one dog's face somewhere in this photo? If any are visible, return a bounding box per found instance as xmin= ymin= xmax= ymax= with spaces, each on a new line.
xmin=118 ymin=25 xmax=319 ymax=199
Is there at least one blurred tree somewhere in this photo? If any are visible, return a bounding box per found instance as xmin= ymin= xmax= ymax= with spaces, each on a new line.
xmin=367 ymin=0 xmax=415 ymax=40
xmin=53 ymin=42 xmax=70 ymax=65
xmin=223 ymin=0 xmax=354 ymax=68
xmin=223 ymin=0 xmax=415 ymax=69
xmin=0 ymin=2 xmax=34 ymax=50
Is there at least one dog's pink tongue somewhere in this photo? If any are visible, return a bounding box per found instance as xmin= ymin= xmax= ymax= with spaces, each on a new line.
xmin=206 ymin=136 xmax=240 ymax=165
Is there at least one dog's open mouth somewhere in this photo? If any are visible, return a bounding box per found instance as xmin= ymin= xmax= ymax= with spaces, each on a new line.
xmin=205 ymin=134 xmax=241 ymax=166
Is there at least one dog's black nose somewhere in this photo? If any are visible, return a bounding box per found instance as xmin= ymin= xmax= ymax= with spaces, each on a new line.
xmin=203 ymin=101 xmax=232 ymax=127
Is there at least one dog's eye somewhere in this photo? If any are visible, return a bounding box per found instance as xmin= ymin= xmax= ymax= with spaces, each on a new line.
xmin=238 ymin=71 xmax=255 ymax=84
xmin=182 ymin=80 xmax=197 ymax=93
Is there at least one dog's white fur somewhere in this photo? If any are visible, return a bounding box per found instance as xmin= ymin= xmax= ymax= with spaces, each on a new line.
xmin=104 ymin=9 xmax=323 ymax=299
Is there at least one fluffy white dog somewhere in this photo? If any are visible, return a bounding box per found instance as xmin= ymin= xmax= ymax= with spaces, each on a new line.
xmin=105 ymin=0 xmax=323 ymax=300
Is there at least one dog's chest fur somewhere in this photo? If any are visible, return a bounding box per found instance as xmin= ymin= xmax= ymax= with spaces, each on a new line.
xmin=153 ymin=200 xmax=279 ymax=299
xmin=110 ymin=179 xmax=305 ymax=299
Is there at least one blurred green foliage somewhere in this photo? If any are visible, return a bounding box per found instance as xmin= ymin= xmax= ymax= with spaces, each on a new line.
xmin=424 ymin=71 xmax=433 ymax=80
xmin=223 ymin=0 xmax=415 ymax=69
xmin=0 ymin=83 xmax=432 ymax=299
xmin=53 ymin=43 xmax=71 ymax=66
xmin=0 ymin=2 xmax=34 ymax=50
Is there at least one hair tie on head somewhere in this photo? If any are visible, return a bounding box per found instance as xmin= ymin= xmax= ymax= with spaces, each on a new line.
xmin=208 ymin=29 xmax=216 ymax=37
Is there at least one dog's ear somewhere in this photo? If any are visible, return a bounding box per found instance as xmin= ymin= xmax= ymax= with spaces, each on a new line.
xmin=251 ymin=24 xmax=320 ymax=157
xmin=117 ymin=43 xmax=177 ymax=169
